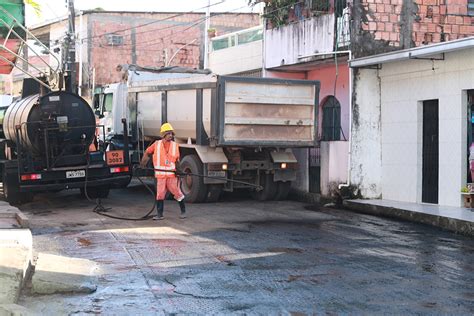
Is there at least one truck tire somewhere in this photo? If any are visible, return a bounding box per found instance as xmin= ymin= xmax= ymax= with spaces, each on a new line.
xmin=180 ymin=155 xmax=207 ymax=203
xmin=3 ymin=170 xmax=33 ymax=204
xmin=81 ymin=185 xmax=110 ymax=199
xmin=251 ymin=173 xmax=277 ymax=201
xmin=206 ymin=184 xmax=223 ymax=202
xmin=112 ymin=175 xmax=132 ymax=189
xmin=274 ymin=181 xmax=291 ymax=200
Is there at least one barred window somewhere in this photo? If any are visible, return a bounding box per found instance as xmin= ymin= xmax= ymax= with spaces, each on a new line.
xmin=321 ymin=96 xmax=341 ymax=141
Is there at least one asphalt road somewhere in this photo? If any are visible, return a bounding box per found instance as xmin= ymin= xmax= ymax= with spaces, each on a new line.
xmin=16 ymin=180 xmax=474 ymax=314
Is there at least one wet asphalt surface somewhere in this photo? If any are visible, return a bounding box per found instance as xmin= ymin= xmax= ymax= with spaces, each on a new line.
xmin=15 ymin=180 xmax=474 ymax=315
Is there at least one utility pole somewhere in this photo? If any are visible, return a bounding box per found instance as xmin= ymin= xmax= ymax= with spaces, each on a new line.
xmin=65 ymin=0 xmax=76 ymax=93
xmin=203 ymin=0 xmax=210 ymax=69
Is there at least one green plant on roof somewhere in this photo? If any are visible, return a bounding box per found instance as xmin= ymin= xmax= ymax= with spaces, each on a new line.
xmin=25 ymin=0 xmax=41 ymax=17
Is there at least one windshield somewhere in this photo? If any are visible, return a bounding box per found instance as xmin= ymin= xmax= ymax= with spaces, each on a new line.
xmin=104 ymin=93 xmax=113 ymax=112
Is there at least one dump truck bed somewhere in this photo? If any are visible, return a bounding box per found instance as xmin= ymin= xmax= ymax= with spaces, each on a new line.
xmin=216 ymin=76 xmax=319 ymax=147
xmin=128 ymin=75 xmax=320 ymax=147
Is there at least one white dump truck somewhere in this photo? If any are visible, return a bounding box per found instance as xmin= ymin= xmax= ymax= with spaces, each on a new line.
xmin=93 ymin=67 xmax=320 ymax=202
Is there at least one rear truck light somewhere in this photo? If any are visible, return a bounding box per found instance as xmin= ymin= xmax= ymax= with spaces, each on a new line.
xmin=281 ymin=163 xmax=287 ymax=169
xmin=222 ymin=163 xmax=228 ymax=170
xmin=21 ymin=173 xmax=42 ymax=181
xmin=110 ymin=166 xmax=130 ymax=173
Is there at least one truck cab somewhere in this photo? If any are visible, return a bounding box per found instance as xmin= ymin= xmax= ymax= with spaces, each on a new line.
xmin=93 ymin=83 xmax=123 ymax=137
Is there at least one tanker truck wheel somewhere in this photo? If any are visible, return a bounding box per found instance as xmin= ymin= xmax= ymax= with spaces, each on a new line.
xmin=251 ymin=173 xmax=277 ymax=201
xmin=2 ymin=170 xmax=33 ymax=204
xmin=112 ymin=176 xmax=132 ymax=189
xmin=180 ymin=155 xmax=207 ymax=203
xmin=80 ymin=185 xmax=110 ymax=199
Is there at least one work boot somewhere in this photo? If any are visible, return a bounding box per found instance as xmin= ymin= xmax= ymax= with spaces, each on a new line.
xmin=178 ymin=200 xmax=186 ymax=219
xmin=153 ymin=200 xmax=164 ymax=220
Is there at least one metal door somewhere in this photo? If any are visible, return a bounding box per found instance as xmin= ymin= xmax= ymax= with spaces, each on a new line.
xmin=309 ymin=146 xmax=321 ymax=193
xmin=422 ymin=100 xmax=439 ymax=204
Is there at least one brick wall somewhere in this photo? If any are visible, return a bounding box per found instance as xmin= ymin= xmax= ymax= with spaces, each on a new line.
xmin=87 ymin=11 xmax=260 ymax=87
xmin=353 ymin=0 xmax=474 ymax=57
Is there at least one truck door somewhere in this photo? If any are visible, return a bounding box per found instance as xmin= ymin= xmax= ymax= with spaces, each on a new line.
xmin=102 ymin=93 xmax=114 ymax=134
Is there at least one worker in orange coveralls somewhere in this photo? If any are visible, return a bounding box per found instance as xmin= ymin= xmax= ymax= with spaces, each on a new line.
xmin=140 ymin=123 xmax=186 ymax=220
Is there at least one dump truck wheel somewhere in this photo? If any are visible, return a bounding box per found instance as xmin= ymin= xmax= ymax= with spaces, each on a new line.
xmin=274 ymin=181 xmax=291 ymax=200
xmin=180 ymin=155 xmax=207 ymax=203
xmin=251 ymin=173 xmax=277 ymax=201
xmin=206 ymin=184 xmax=223 ymax=202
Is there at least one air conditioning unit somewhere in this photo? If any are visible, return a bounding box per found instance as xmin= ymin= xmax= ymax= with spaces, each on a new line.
xmin=105 ymin=34 xmax=123 ymax=46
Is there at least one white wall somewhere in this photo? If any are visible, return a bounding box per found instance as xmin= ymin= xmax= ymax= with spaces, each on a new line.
xmin=320 ymin=141 xmax=349 ymax=196
xmin=353 ymin=48 xmax=474 ymax=207
xmin=264 ymin=15 xmax=334 ymax=69
xmin=350 ymin=68 xmax=382 ymax=198
xmin=208 ymin=40 xmax=262 ymax=75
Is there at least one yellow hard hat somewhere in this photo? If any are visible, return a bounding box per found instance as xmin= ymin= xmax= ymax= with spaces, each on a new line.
xmin=160 ymin=122 xmax=174 ymax=135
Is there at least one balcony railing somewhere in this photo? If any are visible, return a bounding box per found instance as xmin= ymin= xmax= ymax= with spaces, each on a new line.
xmin=211 ymin=26 xmax=263 ymax=52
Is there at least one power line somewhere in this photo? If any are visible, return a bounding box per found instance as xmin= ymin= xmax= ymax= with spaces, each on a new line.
xmin=81 ymin=0 xmax=227 ymax=41
xmin=82 ymin=0 xmax=269 ymax=48
xmin=85 ymin=6 xmax=253 ymax=49
xmin=83 ymin=2 xmax=293 ymax=62
xmin=89 ymin=1 xmax=291 ymax=49
xmin=87 ymin=3 xmax=263 ymax=50
xmin=85 ymin=14 xmax=208 ymax=47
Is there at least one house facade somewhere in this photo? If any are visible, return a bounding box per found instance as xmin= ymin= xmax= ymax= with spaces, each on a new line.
xmin=256 ymin=0 xmax=474 ymax=196
xmin=349 ymin=38 xmax=474 ymax=207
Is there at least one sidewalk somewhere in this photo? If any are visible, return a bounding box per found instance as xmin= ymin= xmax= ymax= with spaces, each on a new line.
xmin=0 ymin=201 xmax=33 ymax=309
xmin=344 ymin=199 xmax=474 ymax=236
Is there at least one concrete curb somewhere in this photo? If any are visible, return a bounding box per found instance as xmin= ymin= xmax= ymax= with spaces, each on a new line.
xmin=288 ymin=188 xmax=337 ymax=206
xmin=288 ymin=188 xmax=321 ymax=204
xmin=0 ymin=203 xmax=33 ymax=305
xmin=343 ymin=200 xmax=474 ymax=236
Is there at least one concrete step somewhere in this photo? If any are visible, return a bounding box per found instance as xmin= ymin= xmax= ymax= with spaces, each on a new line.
xmin=0 ymin=205 xmax=32 ymax=305
xmin=31 ymin=253 xmax=99 ymax=295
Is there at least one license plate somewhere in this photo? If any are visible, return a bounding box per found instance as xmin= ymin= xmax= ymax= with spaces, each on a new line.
xmin=66 ymin=170 xmax=85 ymax=178
xmin=208 ymin=171 xmax=226 ymax=178
xmin=106 ymin=150 xmax=125 ymax=166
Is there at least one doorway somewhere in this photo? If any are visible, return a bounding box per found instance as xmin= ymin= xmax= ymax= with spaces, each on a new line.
xmin=422 ymin=100 xmax=439 ymax=204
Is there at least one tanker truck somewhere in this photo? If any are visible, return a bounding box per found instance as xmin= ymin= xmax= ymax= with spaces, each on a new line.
xmin=94 ymin=67 xmax=319 ymax=203
xmin=0 ymin=86 xmax=131 ymax=204
xmin=0 ymin=1 xmax=131 ymax=204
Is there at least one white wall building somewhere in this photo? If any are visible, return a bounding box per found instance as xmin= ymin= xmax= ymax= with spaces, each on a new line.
xmin=349 ymin=37 xmax=474 ymax=207
xmin=208 ymin=26 xmax=263 ymax=76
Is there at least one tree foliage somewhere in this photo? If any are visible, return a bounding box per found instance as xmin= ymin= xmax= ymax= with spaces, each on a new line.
xmin=249 ymin=0 xmax=299 ymax=28
xmin=25 ymin=0 xmax=41 ymax=17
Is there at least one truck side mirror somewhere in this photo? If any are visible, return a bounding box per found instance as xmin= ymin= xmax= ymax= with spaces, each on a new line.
xmin=93 ymin=95 xmax=100 ymax=109
xmin=95 ymin=110 xmax=104 ymax=119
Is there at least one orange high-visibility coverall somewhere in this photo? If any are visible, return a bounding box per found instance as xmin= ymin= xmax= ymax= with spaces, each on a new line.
xmin=145 ymin=140 xmax=185 ymax=201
